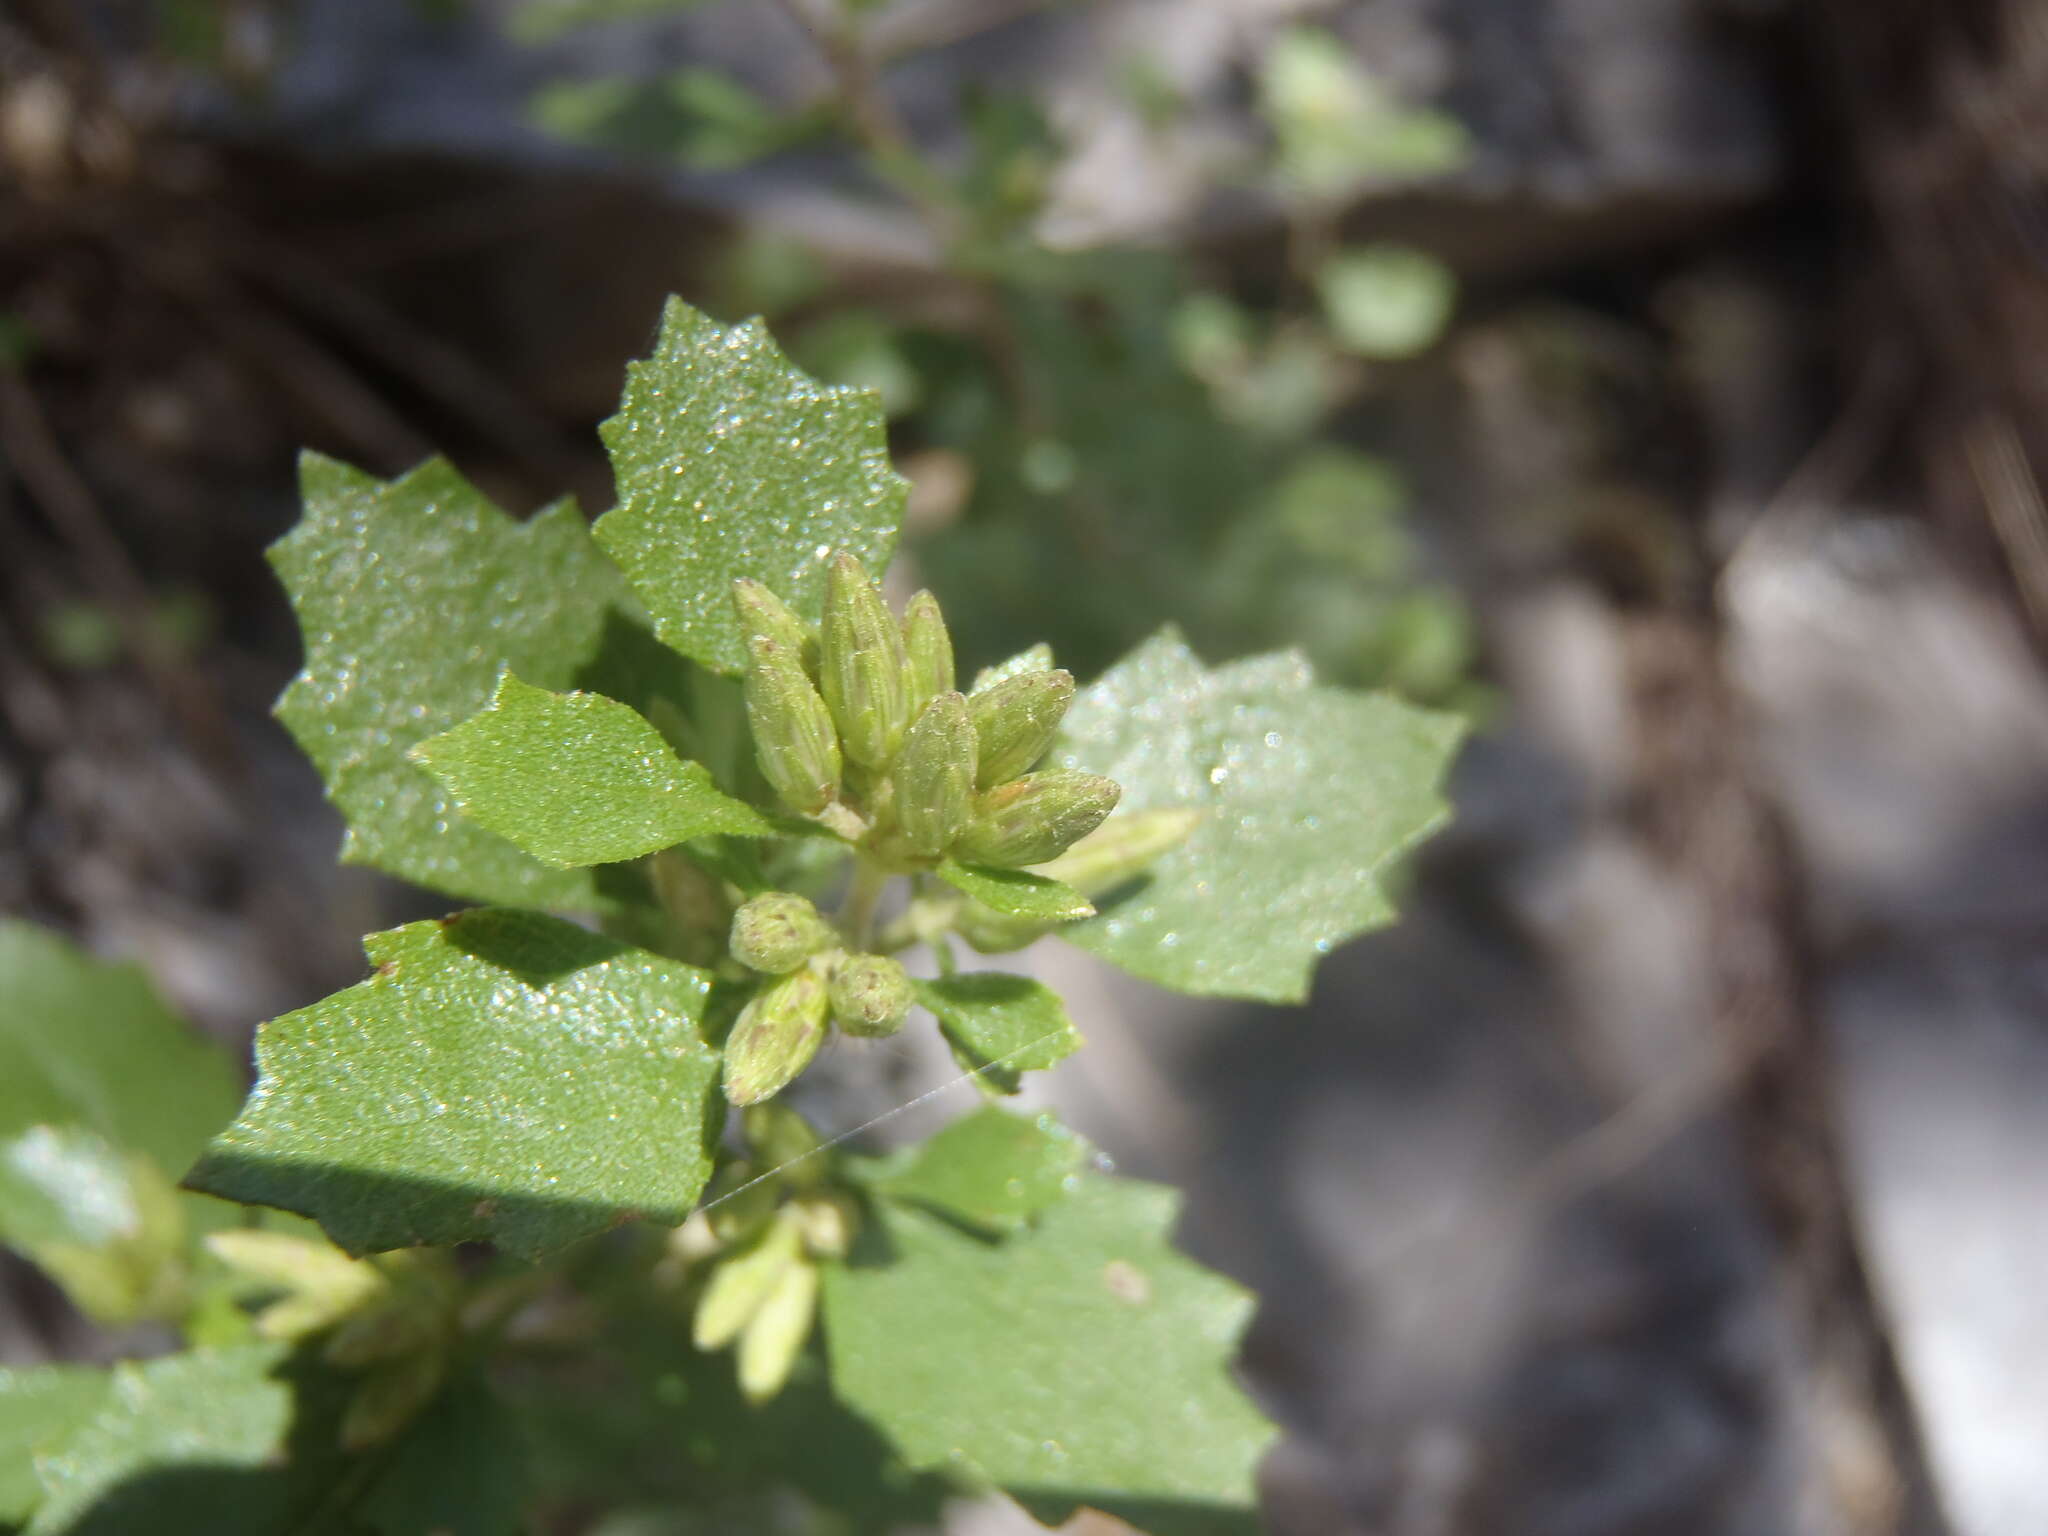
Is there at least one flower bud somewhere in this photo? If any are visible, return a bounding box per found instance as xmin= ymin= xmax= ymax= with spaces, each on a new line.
xmin=955 ymin=772 xmax=1121 ymax=868
xmin=732 ymin=578 xmax=817 ymax=677
xmin=743 ymin=634 xmax=841 ymax=813
xmin=820 ymin=552 xmax=910 ymax=769
xmin=729 ymin=892 xmax=835 ymax=974
xmin=737 ymin=1254 xmax=820 ymax=1403
xmin=893 ymin=692 xmax=976 ymax=856
xmin=722 ymin=969 xmax=829 ymax=1106
xmin=693 ymin=1213 xmax=801 ymax=1351
xmin=1034 ymin=807 xmax=1202 ymax=893
xmin=968 ymin=668 xmax=1074 ymax=789
xmin=828 ymin=953 xmax=913 ymax=1038
xmin=901 ymin=590 xmax=955 ymax=714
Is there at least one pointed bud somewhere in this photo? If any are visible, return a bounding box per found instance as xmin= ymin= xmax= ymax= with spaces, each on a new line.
xmin=1033 ymin=807 xmax=1203 ymax=894
xmin=743 ymin=634 xmax=841 ymax=813
xmin=737 ymin=1254 xmax=820 ymax=1403
xmin=955 ymin=771 xmax=1121 ymax=867
xmin=820 ymin=552 xmax=910 ymax=768
xmin=693 ymin=1214 xmax=801 ymax=1351
xmin=901 ymin=590 xmax=955 ymax=715
xmin=968 ymin=668 xmax=1074 ymax=788
xmin=732 ymin=578 xmax=818 ymax=677
xmin=722 ymin=969 xmax=829 ymax=1106
xmin=893 ymin=692 xmax=976 ymax=856
xmin=971 ymin=643 xmax=1053 ymax=695
xmin=828 ymin=953 xmax=913 ymax=1038
xmin=729 ymin=892 xmax=836 ymax=974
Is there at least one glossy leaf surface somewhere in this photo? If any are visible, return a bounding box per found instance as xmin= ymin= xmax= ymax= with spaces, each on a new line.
xmin=1054 ymin=629 xmax=1461 ymax=1001
xmin=413 ymin=672 xmax=772 ymax=867
xmin=595 ymin=298 xmax=905 ymax=675
xmin=188 ymin=911 xmax=721 ymax=1258
xmin=824 ymin=1177 xmax=1275 ymax=1535
xmin=912 ymin=974 xmax=1081 ymax=1095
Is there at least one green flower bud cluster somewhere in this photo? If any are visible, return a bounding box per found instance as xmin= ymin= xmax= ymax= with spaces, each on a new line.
xmin=722 ymin=893 xmax=914 ymax=1106
xmin=669 ymin=1105 xmax=859 ymax=1403
xmin=206 ymin=1232 xmax=461 ymax=1450
xmin=734 ymin=554 xmax=1121 ymax=868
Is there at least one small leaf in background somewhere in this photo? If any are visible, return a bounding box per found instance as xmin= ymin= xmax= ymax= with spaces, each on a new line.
xmin=273 ymin=455 xmax=689 ymax=911
xmin=913 ymin=974 xmax=1082 ymax=1095
xmin=1259 ymin=25 xmax=1468 ymax=200
xmin=22 ymin=1344 xmax=295 ymax=1536
xmin=1315 ymin=245 xmax=1458 ymax=359
xmin=866 ymin=1105 xmax=1087 ymax=1235
xmin=595 ymin=298 xmax=906 ymax=675
xmin=0 ymin=922 xmax=240 ymax=1322
xmin=935 ymin=860 xmax=1094 ymax=923
xmin=823 ymin=1177 xmax=1276 ymax=1536
xmin=0 ymin=1366 xmax=109 ymax=1525
xmin=0 ymin=1127 xmax=188 ymax=1327
xmin=412 ymin=672 xmax=773 ymax=868
xmin=0 ymin=922 xmax=239 ymax=1176
xmin=188 ymin=911 xmax=722 ymax=1258
xmin=1053 ymin=629 xmax=1462 ymax=1002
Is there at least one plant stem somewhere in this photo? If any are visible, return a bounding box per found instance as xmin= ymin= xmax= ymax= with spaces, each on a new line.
xmin=841 ymin=861 xmax=888 ymax=952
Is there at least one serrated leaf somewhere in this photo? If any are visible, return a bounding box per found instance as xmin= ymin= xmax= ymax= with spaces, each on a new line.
xmin=23 ymin=1345 xmax=294 ymax=1536
xmin=594 ymin=297 xmax=906 ymax=674
xmin=823 ymin=1177 xmax=1276 ymax=1536
xmin=935 ymin=860 xmax=1094 ymax=923
xmin=273 ymin=454 xmax=691 ymax=910
xmin=0 ymin=1366 xmax=109 ymax=1525
xmin=1052 ymin=629 xmax=1461 ymax=1001
xmin=0 ymin=922 xmax=239 ymax=1176
xmin=187 ymin=911 xmax=721 ymax=1258
xmin=866 ymin=1105 xmax=1086 ymax=1234
xmin=912 ymin=974 xmax=1081 ymax=1095
xmin=412 ymin=672 xmax=773 ymax=867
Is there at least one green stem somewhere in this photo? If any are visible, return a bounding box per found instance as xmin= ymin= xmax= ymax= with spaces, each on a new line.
xmin=841 ymin=861 xmax=889 ymax=952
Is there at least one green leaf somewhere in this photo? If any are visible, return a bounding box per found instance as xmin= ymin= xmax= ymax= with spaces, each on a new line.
xmin=823 ymin=1177 xmax=1276 ymax=1536
xmin=935 ymin=860 xmax=1093 ymax=923
xmin=0 ymin=1126 xmax=188 ymax=1327
xmin=866 ymin=1105 xmax=1087 ymax=1234
xmin=912 ymin=974 xmax=1081 ymax=1095
xmin=357 ymin=1373 xmax=528 ymax=1536
xmin=412 ymin=672 xmax=773 ymax=867
xmin=0 ymin=1366 xmax=109 ymax=1525
xmin=273 ymin=454 xmax=691 ymax=910
xmin=594 ymin=297 xmax=906 ymax=675
xmin=1053 ymin=629 xmax=1462 ymax=1001
xmin=187 ymin=911 xmax=722 ymax=1258
xmin=1315 ymin=245 xmax=1457 ymax=359
xmin=0 ymin=922 xmax=239 ymax=1176
xmin=22 ymin=1345 xmax=294 ymax=1536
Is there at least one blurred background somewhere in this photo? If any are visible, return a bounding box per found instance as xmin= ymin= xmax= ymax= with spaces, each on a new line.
xmin=4 ymin=1 xmax=2047 ymax=1532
